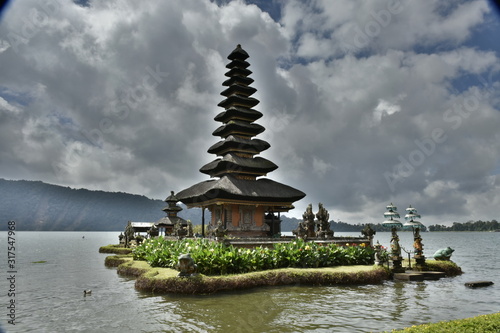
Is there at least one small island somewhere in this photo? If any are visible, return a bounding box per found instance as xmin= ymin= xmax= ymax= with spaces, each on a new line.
xmin=101 ymin=44 xmax=462 ymax=295
xmin=101 ymin=236 xmax=461 ymax=295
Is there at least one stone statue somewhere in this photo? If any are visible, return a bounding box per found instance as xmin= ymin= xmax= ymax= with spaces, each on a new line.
xmin=390 ymin=227 xmax=402 ymax=259
xmin=176 ymin=253 xmax=197 ymax=277
xmin=361 ymin=224 xmax=376 ymax=240
xmin=390 ymin=227 xmax=404 ymax=272
xmin=316 ymin=203 xmax=330 ymax=223
xmin=213 ymin=219 xmax=227 ymax=239
xmin=315 ymin=203 xmax=333 ymax=239
xmin=302 ymin=204 xmax=316 ymax=238
xmin=187 ymin=220 xmax=194 ymax=237
xmin=124 ymin=223 xmax=134 ymax=248
xmin=413 ymin=228 xmax=424 ymax=257
xmin=433 ymin=247 xmax=455 ymax=261
xmin=412 ymin=227 xmax=426 ymax=268
xmin=148 ymin=225 xmax=159 ymax=238
xmin=413 ymin=237 xmax=423 ymax=257
xmin=292 ymin=221 xmax=308 ymax=239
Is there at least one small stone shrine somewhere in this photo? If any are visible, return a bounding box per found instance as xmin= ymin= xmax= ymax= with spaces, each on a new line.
xmin=176 ymin=45 xmax=306 ymax=237
xmin=155 ymin=191 xmax=188 ymax=236
xmin=293 ymin=203 xmax=334 ymax=239
xmin=316 ymin=203 xmax=334 ymax=239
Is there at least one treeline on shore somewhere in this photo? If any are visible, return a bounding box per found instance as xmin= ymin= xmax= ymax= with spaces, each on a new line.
xmin=315 ymin=220 xmax=499 ymax=233
xmin=427 ymin=220 xmax=499 ymax=232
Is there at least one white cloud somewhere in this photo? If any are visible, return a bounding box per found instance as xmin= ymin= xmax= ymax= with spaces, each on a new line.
xmin=373 ymin=98 xmax=403 ymax=124
xmin=0 ymin=96 xmax=20 ymax=113
xmin=282 ymin=0 xmax=491 ymax=58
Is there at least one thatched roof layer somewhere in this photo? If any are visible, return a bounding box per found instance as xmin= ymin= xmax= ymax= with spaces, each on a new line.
xmin=200 ymin=153 xmax=278 ymax=177
xmin=176 ymin=175 xmax=305 ymax=206
xmin=208 ymin=136 xmax=270 ymax=155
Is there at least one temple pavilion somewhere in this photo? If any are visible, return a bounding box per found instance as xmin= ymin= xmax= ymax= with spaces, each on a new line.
xmin=176 ymin=44 xmax=305 ymax=237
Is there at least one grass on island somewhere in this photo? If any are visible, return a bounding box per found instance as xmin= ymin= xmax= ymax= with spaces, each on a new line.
xmin=395 ymin=258 xmax=463 ymax=277
xmin=108 ymin=257 xmax=462 ymax=294
xmin=99 ymin=244 xmax=132 ymax=254
xmin=382 ymin=312 xmax=500 ymax=333
xmin=113 ymin=258 xmax=390 ymax=294
xmin=104 ymin=254 xmax=133 ymax=267
xmin=102 ymin=239 xmax=460 ymax=295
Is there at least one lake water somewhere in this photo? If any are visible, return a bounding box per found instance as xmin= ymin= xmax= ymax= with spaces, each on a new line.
xmin=0 ymin=231 xmax=498 ymax=333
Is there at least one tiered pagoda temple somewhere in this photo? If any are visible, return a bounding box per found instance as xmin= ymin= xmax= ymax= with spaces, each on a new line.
xmin=176 ymin=44 xmax=305 ymax=237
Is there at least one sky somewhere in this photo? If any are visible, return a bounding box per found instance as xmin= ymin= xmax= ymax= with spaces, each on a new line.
xmin=0 ymin=0 xmax=499 ymax=226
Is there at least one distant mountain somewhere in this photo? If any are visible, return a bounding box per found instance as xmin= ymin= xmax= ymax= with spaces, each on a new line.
xmin=0 ymin=178 xmax=375 ymax=233
xmin=0 ymin=179 xmax=202 ymax=231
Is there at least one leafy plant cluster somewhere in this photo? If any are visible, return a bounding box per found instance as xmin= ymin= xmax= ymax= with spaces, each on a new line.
xmin=133 ymin=238 xmax=375 ymax=275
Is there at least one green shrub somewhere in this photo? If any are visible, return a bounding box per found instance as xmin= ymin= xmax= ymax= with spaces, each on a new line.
xmin=133 ymin=238 xmax=375 ymax=275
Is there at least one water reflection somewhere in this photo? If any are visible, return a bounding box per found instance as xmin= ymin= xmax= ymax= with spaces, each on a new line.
xmin=159 ymin=288 xmax=285 ymax=333
xmin=151 ymin=283 xmax=442 ymax=333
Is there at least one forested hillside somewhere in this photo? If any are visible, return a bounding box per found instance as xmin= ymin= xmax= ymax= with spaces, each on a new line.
xmin=0 ymin=179 xmax=201 ymax=231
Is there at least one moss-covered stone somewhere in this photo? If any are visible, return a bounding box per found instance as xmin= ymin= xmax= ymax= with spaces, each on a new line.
xmin=425 ymin=260 xmax=463 ymax=276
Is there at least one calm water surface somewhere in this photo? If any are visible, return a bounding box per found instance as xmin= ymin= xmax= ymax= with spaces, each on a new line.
xmin=0 ymin=231 xmax=498 ymax=333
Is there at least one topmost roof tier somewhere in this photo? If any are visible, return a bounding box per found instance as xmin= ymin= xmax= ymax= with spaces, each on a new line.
xmin=227 ymin=44 xmax=249 ymax=60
